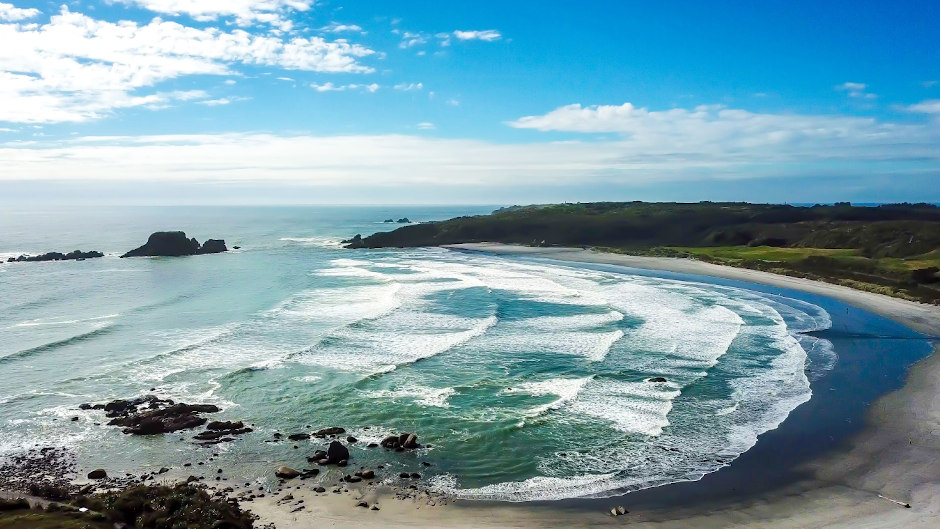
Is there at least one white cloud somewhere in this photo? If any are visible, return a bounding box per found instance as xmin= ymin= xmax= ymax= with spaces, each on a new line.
xmin=835 ymin=81 xmax=876 ymax=99
xmin=453 ymin=30 xmax=501 ymax=42
xmin=507 ymin=102 xmax=940 ymax=167
xmin=0 ymin=2 xmax=39 ymax=21
xmin=3 ymin=113 xmax=936 ymax=188
xmin=321 ymin=22 xmax=364 ymax=33
xmin=394 ymin=82 xmax=423 ymax=91
xmin=113 ymin=0 xmax=312 ymax=31
xmin=416 ymin=122 xmax=435 ymax=130
xmin=0 ymin=6 xmax=375 ymax=123
xmin=904 ymin=99 xmax=940 ymax=115
xmin=311 ymin=82 xmax=379 ymax=92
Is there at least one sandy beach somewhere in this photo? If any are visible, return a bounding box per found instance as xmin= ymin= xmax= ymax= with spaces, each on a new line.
xmin=239 ymin=244 xmax=940 ymax=528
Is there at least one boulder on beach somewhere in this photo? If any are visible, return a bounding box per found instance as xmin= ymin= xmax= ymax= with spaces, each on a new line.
xmin=121 ymin=231 xmax=227 ymax=258
xmin=87 ymin=469 xmax=107 ymax=480
xmin=275 ymin=466 xmax=301 ymax=479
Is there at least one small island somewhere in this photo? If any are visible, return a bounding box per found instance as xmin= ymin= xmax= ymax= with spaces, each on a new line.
xmin=6 ymin=250 xmax=104 ymax=263
xmin=121 ymin=231 xmax=228 ymax=258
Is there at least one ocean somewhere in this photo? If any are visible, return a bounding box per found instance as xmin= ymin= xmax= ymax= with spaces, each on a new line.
xmin=0 ymin=205 xmax=929 ymax=502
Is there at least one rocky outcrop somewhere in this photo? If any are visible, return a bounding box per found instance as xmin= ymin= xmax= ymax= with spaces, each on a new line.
xmin=193 ymin=420 xmax=253 ymax=444
xmin=327 ymin=441 xmax=350 ymax=463
xmin=7 ymin=250 xmax=103 ymax=263
xmin=88 ymin=396 xmax=221 ymax=436
xmin=121 ymin=231 xmax=228 ymax=258
xmin=380 ymin=432 xmax=421 ymax=450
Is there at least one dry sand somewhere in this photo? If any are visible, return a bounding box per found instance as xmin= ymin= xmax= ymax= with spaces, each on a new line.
xmin=245 ymin=244 xmax=940 ymax=527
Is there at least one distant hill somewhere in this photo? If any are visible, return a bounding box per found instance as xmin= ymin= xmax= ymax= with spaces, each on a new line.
xmin=347 ymin=202 xmax=940 ymax=304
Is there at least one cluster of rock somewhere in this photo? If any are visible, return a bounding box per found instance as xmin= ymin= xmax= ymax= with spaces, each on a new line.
xmin=194 ymin=421 xmax=253 ymax=445
xmin=81 ymin=396 xmax=250 ymax=442
xmin=6 ymin=250 xmax=103 ymax=263
xmin=380 ymin=432 xmax=421 ymax=451
xmin=383 ymin=218 xmax=412 ymax=223
xmin=121 ymin=231 xmax=228 ymax=258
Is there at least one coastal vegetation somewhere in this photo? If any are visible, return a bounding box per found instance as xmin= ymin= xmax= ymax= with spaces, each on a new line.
xmin=346 ymin=202 xmax=940 ymax=304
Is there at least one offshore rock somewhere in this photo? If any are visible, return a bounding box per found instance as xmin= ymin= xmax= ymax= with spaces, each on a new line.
xmin=121 ymin=231 xmax=227 ymax=258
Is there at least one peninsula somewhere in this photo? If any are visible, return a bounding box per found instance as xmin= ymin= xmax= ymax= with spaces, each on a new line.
xmin=347 ymin=202 xmax=940 ymax=304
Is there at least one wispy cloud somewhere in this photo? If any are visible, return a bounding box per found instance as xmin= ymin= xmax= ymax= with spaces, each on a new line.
xmin=311 ymin=82 xmax=380 ymax=93
xmin=416 ymin=122 xmax=435 ymax=130
xmin=453 ymin=30 xmax=502 ymax=42
xmin=320 ymin=22 xmax=364 ymax=33
xmin=394 ymin=82 xmax=423 ymax=92
xmin=903 ymin=99 xmax=940 ymax=115
xmin=835 ymin=82 xmax=877 ymax=99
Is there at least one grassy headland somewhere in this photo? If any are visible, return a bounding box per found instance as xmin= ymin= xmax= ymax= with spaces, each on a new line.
xmin=346 ymin=202 xmax=940 ymax=304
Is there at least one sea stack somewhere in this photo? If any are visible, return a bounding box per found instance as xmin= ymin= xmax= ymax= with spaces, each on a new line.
xmin=121 ymin=231 xmax=228 ymax=258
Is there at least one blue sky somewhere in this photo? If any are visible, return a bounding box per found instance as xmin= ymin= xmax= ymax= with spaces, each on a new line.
xmin=0 ymin=0 xmax=938 ymax=204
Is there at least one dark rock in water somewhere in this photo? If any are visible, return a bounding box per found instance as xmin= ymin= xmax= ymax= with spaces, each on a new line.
xmin=314 ymin=426 xmax=345 ymax=437
xmin=121 ymin=231 xmax=227 ymax=258
xmin=79 ymin=403 xmax=92 ymax=410
xmin=198 ymin=239 xmax=228 ymax=255
xmin=382 ymin=432 xmax=421 ymax=450
xmin=647 ymin=377 xmax=668 ymax=383
xmin=383 ymin=219 xmax=395 ymax=223
xmin=194 ymin=420 xmax=252 ymax=443
xmin=97 ymin=396 xmax=220 ymax=436
xmin=275 ymin=466 xmax=301 ymax=479
xmin=288 ymin=433 xmax=311 ymax=441
xmin=7 ymin=250 xmax=104 ymax=263
xmin=410 ymin=473 xmax=421 ymax=479
xmin=87 ymin=469 xmax=107 ymax=480
xmin=399 ymin=472 xmax=410 ymax=479
xmin=396 ymin=218 xmax=411 ymax=223
xmin=336 ymin=459 xmax=348 ymax=467
xmin=340 ymin=234 xmax=362 ymax=246
xmin=327 ymin=441 xmax=350 ymax=464
xmin=361 ymin=470 xmax=375 ymax=479
xmin=207 ymin=420 xmax=243 ymax=431
xmin=346 ymin=436 xmax=358 ymax=443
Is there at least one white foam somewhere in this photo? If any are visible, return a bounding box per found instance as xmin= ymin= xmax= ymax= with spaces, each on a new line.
xmin=569 ymin=379 xmax=682 ymax=436
xmin=445 ymin=472 xmax=619 ymax=502
xmin=362 ymin=385 xmax=457 ymax=408
xmin=15 ymin=314 xmax=119 ymax=327
xmin=505 ymin=376 xmax=593 ymax=417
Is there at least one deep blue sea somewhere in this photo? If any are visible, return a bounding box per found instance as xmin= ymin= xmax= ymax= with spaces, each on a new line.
xmin=0 ymin=206 xmax=928 ymax=501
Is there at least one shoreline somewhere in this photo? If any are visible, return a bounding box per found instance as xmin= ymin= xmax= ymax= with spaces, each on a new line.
xmin=446 ymin=243 xmax=940 ymax=336
xmin=4 ymin=242 xmax=939 ymax=527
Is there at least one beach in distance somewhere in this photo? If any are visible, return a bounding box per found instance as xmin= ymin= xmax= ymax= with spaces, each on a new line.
xmin=0 ymin=206 xmax=938 ymax=528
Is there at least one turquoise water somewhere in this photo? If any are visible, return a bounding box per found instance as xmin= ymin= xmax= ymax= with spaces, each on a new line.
xmin=0 ymin=206 xmax=838 ymax=501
